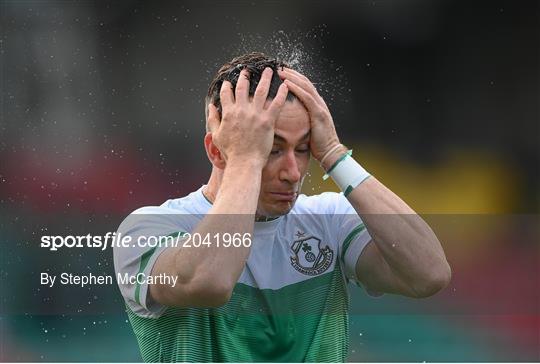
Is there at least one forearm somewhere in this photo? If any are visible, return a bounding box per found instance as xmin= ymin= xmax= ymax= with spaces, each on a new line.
xmin=323 ymin=147 xmax=450 ymax=294
xmin=153 ymin=161 xmax=262 ymax=306
xmin=211 ymin=159 xmax=263 ymax=215
xmin=177 ymin=160 xmax=261 ymax=283
xmin=348 ymin=177 xmax=450 ymax=292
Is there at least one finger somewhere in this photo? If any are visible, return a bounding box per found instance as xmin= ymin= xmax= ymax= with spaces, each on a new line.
xmin=253 ymin=67 xmax=273 ymax=107
xmin=277 ymin=68 xmax=288 ymax=80
xmin=266 ymin=82 xmax=288 ymax=118
xmin=207 ymin=103 xmax=221 ymax=131
xmin=280 ymin=70 xmax=330 ymax=111
xmin=283 ymin=79 xmax=319 ymax=112
xmin=278 ymin=68 xmax=311 ymax=84
xmin=279 ymin=68 xmax=311 ymax=88
xmin=278 ymin=68 xmax=320 ymax=99
xmin=235 ymin=69 xmax=250 ymax=104
xmin=220 ymin=80 xmax=234 ymax=109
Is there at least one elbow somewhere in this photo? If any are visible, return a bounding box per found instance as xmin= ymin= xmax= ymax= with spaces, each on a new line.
xmin=412 ymin=261 xmax=452 ymax=298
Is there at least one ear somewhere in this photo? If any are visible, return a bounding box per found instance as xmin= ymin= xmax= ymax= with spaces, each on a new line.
xmin=204 ymin=103 xmax=226 ymax=169
xmin=204 ymin=132 xmax=226 ymax=170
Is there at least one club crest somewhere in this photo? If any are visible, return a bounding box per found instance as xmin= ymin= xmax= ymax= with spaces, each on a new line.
xmin=290 ymin=235 xmax=334 ymax=276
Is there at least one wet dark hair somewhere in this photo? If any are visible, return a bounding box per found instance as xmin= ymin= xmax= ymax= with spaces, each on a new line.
xmin=205 ymin=52 xmax=296 ymax=121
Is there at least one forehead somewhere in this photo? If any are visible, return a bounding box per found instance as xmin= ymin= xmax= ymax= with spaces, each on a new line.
xmin=272 ymin=99 xmax=310 ymax=143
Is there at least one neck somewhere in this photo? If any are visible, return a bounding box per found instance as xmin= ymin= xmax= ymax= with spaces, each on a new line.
xmin=202 ymin=168 xmax=221 ymax=204
xmin=203 ymin=168 xmax=278 ymax=222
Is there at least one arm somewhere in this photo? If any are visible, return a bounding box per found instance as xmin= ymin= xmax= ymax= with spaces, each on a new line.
xmin=326 ymin=146 xmax=451 ymax=298
xmin=149 ymin=162 xmax=261 ymax=307
xmin=280 ymin=69 xmax=451 ymax=298
xmin=150 ymin=68 xmax=289 ymax=307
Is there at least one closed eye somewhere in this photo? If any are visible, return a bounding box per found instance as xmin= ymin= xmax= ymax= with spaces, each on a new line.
xmin=270 ymin=146 xmax=310 ymax=155
xmin=296 ymin=143 xmax=310 ymax=153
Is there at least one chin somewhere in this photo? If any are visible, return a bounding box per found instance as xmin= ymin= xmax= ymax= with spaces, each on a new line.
xmin=259 ymin=200 xmax=297 ymax=218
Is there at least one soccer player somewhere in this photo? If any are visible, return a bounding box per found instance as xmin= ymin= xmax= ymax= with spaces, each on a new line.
xmin=113 ymin=52 xmax=451 ymax=362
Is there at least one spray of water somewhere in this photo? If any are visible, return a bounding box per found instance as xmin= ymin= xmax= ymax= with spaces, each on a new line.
xmin=217 ymin=26 xmax=351 ymax=195
xmin=230 ymin=25 xmax=350 ymax=109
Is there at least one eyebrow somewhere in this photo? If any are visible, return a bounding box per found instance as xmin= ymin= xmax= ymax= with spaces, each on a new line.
xmin=274 ymin=131 xmax=311 ymax=143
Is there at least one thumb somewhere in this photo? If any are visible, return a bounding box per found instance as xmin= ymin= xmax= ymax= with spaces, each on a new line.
xmin=207 ymin=103 xmax=221 ymax=132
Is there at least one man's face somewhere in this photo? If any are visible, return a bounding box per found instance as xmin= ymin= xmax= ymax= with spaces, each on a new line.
xmin=257 ymin=98 xmax=311 ymax=218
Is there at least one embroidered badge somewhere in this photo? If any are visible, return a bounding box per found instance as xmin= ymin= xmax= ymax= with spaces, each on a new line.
xmin=290 ymin=235 xmax=334 ymax=276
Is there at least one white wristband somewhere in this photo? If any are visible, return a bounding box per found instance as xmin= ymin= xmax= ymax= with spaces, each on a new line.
xmin=324 ymin=151 xmax=371 ymax=196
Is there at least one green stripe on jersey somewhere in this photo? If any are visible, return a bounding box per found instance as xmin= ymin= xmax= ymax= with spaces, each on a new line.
xmin=341 ymin=224 xmax=366 ymax=263
xmin=127 ymin=264 xmax=350 ymax=362
xmin=134 ymin=248 xmax=156 ymax=305
xmin=134 ymin=231 xmax=187 ymax=305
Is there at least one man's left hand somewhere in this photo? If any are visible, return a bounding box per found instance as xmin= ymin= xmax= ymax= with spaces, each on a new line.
xmin=278 ymin=68 xmax=343 ymax=164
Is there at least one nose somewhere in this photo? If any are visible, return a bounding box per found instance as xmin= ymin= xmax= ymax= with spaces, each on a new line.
xmin=279 ymin=150 xmax=301 ymax=184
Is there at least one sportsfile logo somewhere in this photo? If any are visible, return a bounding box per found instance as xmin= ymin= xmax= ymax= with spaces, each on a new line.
xmin=39 ymin=232 xmax=252 ymax=251
xmin=40 ymin=232 xmax=132 ymax=251
xmin=39 ymin=232 xmax=184 ymax=251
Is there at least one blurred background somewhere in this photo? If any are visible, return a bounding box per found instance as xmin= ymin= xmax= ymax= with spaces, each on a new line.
xmin=1 ymin=0 xmax=538 ymax=361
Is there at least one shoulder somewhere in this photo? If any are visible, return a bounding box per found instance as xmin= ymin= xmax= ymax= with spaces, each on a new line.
xmin=160 ymin=187 xmax=209 ymax=213
xmin=293 ymin=191 xmax=354 ymax=214
xmin=115 ymin=206 xmax=184 ymax=243
xmin=117 ymin=188 xmax=205 ymax=237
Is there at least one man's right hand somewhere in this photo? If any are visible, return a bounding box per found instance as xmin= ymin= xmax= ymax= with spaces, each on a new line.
xmin=207 ymin=67 xmax=289 ymax=167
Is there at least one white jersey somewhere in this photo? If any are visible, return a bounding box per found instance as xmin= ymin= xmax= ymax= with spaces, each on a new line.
xmin=113 ymin=186 xmax=373 ymax=362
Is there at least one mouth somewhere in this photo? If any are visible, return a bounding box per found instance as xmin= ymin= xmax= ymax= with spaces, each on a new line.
xmin=269 ymin=192 xmax=297 ymax=202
